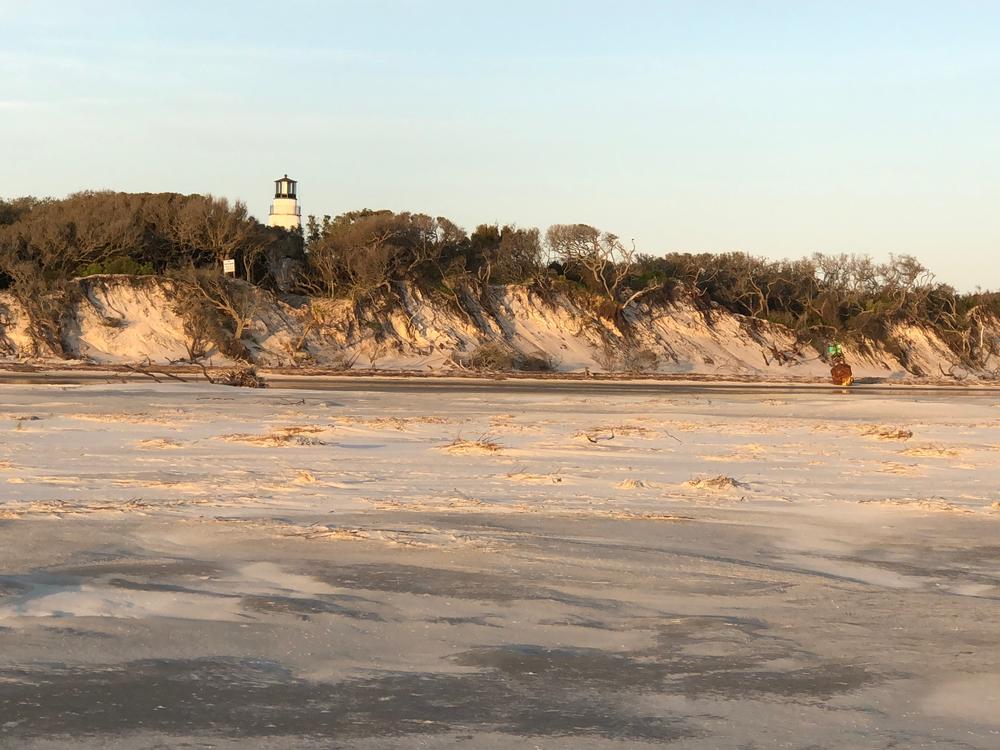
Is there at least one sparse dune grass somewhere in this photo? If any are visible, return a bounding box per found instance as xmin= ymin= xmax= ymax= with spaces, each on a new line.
xmin=489 ymin=413 xmax=519 ymax=428
xmin=336 ymin=415 xmax=449 ymax=431
xmin=686 ymin=475 xmax=749 ymax=491
xmin=109 ymin=475 xmax=212 ymax=494
xmin=368 ymin=496 xmax=489 ymax=512
xmin=136 ymin=438 xmax=184 ymax=450
xmin=601 ymin=509 xmax=691 ymax=522
xmin=441 ymin=436 xmax=504 ymax=455
xmin=593 ymin=424 xmax=657 ymax=438
xmin=219 ymin=426 xmax=328 ymax=447
xmin=207 ymin=517 xmax=371 ymax=541
xmin=661 ymin=420 xmax=709 ymax=433
xmin=860 ymin=425 xmax=914 ymax=441
xmin=618 ymin=478 xmax=650 ymax=489
xmin=362 ymin=494 xmax=690 ymax=523
xmin=68 ymin=412 xmax=193 ymax=426
xmin=292 ymin=469 xmax=318 ymax=484
xmin=7 ymin=475 xmax=81 ymax=486
xmin=877 ymin=461 xmax=925 ymax=476
xmin=0 ymin=498 xmax=153 ymax=519
xmin=901 ymin=445 xmax=960 ymax=458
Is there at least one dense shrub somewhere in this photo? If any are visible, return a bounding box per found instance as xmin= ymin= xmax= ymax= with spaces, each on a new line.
xmin=515 ymin=351 xmax=559 ymax=372
xmin=0 ymin=191 xmax=300 ymax=287
xmin=302 ymin=210 xmax=543 ymax=299
xmin=462 ymin=342 xmax=515 ymax=370
xmin=77 ymin=256 xmax=155 ymax=277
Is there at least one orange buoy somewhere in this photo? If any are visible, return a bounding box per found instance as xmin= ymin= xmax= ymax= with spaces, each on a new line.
xmin=831 ymin=362 xmax=854 ymax=386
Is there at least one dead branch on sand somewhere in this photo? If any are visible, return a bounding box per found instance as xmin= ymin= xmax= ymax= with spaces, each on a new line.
xmin=197 ymin=362 xmax=267 ymax=388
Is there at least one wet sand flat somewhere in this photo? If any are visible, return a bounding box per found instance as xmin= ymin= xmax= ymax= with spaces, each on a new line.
xmin=0 ymin=382 xmax=998 ymax=748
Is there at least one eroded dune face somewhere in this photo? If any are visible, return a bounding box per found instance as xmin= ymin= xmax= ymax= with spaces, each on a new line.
xmin=2 ymin=276 xmax=997 ymax=379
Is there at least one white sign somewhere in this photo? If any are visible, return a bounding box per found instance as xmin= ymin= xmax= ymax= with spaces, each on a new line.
xmin=223 ymin=259 xmax=236 ymax=275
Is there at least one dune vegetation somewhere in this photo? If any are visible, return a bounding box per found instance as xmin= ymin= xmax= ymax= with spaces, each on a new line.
xmin=1 ymin=191 xmax=998 ymax=377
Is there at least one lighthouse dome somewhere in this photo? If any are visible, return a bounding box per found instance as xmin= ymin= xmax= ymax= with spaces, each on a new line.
xmin=274 ymin=174 xmax=297 ymax=199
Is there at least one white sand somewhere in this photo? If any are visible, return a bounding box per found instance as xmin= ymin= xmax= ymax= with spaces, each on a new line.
xmin=0 ymin=381 xmax=998 ymax=748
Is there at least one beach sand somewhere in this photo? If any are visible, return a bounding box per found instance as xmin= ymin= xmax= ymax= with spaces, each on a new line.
xmin=0 ymin=382 xmax=998 ymax=748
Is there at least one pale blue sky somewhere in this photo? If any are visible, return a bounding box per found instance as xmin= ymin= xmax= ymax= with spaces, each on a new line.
xmin=2 ymin=1 xmax=998 ymax=290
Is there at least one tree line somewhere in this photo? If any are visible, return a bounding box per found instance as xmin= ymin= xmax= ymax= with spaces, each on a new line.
xmin=0 ymin=191 xmax=295 ymax=283
xmin=1 ymin=191 xmax=997 ymax=366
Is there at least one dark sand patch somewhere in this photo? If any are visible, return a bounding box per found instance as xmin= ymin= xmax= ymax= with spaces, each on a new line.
xmin=0 ymin=657 xmax=695 ymax=742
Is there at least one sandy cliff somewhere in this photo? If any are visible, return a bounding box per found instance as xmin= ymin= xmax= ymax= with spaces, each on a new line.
xmin=0 ymin=275 xmax=997 ymax=381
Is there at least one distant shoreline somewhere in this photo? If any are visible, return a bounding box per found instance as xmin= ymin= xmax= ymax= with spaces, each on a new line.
xmin=1 ymin=362 xmax=999 ymax=392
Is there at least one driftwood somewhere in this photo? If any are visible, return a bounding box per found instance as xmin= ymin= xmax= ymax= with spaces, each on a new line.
xmin=123 ymin=364 xmax=188 ymax=383
xmin=939 ymin=363 xmax=969 ymax=381
xmin=196 ymin=362 xmax=267 ymax=388
xmin=762 ymin=344 xmax=800 ymax=366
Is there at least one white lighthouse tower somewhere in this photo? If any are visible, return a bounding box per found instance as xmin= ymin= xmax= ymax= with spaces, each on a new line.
xmin=267 ymin=174 xmax=301 ymax=230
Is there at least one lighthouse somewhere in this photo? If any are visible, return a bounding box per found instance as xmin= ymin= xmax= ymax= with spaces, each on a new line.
xmin=267 ymin=174 xmax=301 ymax=230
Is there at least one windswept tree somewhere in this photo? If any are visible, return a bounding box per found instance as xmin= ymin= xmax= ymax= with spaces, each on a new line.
xmin=468 ymin=224 xmax=543 ymax=284
xmin=303 ymin=210 xmax=474 ymax=299
xmin=0 ymin=196 xmax=44 ymax=227
xmin=169 ymin=267 xmax=268 ymax=361
xmin=546 ymin=223 xmax=660 ymax=319
xmin=168 ymin=196 xmax=268 ymax=271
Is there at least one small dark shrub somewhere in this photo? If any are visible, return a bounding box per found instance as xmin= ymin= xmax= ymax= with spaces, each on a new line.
xmin=622 ymin=348 xmax=658 ymax=373
xmin=464 ymin=343 xmax=515 ymax=370
xmin=515 ymin=352 xmax=559 ymax=372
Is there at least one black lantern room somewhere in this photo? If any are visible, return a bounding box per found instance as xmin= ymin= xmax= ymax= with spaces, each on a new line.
xmin=274 ymin=174 xmax=297 ymax=199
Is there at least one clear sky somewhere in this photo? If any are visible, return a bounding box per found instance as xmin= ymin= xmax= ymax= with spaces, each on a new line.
xmin=2 ymin=0 xmax=998 ymax=290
